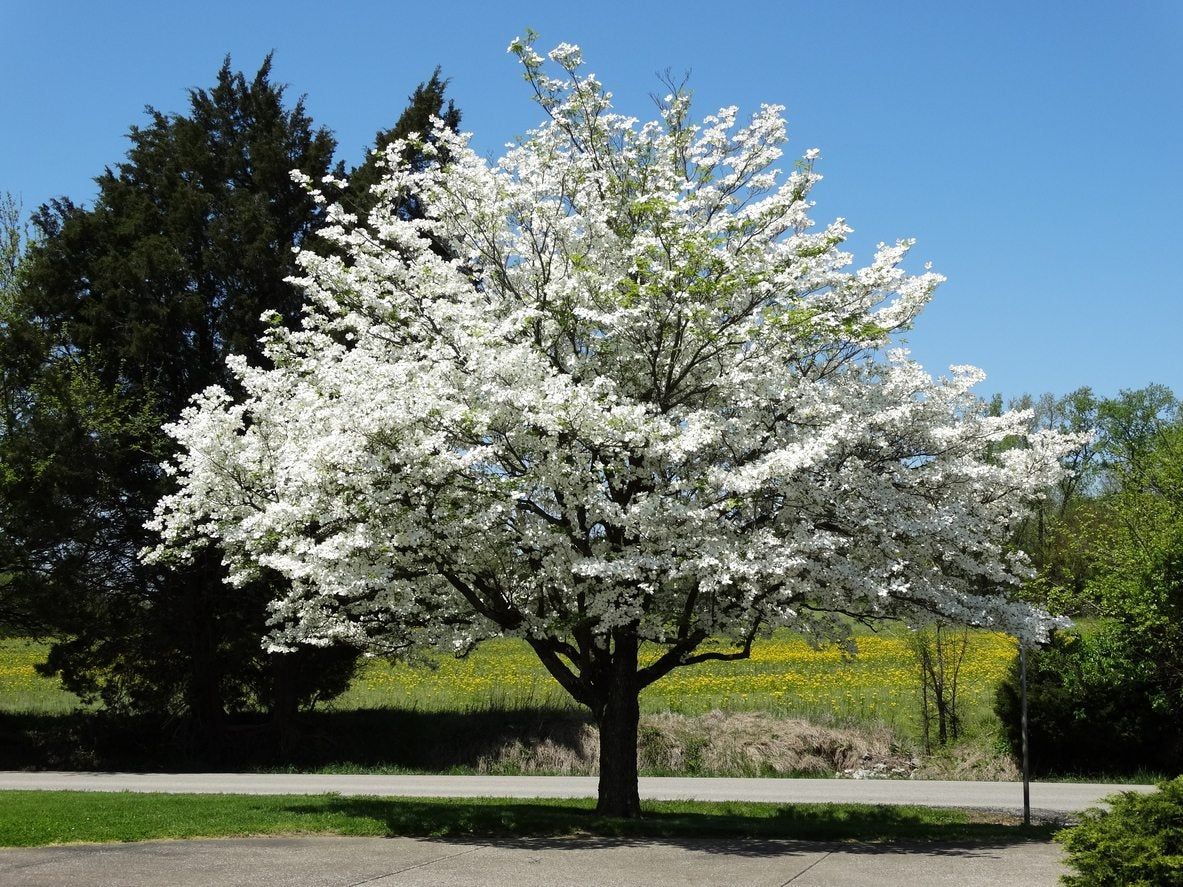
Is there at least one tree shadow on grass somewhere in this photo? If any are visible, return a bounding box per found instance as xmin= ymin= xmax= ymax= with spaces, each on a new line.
xmin=280 ymin=796 xmax=1058 ymax=855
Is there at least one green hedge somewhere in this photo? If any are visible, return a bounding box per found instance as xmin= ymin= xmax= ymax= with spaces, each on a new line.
xmin=995 ymin=630 xmax=1182 ymax=776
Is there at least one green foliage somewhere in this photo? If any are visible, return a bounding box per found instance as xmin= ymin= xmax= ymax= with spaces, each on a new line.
xmin=0 ymin=60 xmax=465 ymax=736
xmin=997 ymin=401 xmax=1183 ymax=776
xmin=0 ymin=193 xmax=23 ymax=294
xmin=998 ymin=385 xmax=1180 ymax=617
xmin=999 ymin=387 xmax=1103 ymax=613
xmin=1058 ymin=778 xmax=1183 ymax=886
xmin=1096 ymin=383 xmax=1181 ymax=476
xmin=1089 ymin=422 xmax=1183 ymax=712
xmin=0 ymin=58 xmax=357 ymax=732
xmin=995 ymin=629 xmax=1182 ymax=776
xmin=2 ymin=58 xmax=465 ymax=736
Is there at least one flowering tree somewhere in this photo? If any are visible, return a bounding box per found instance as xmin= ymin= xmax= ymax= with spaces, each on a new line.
xmin=149 ymin=36 xmax=1074 ymax=816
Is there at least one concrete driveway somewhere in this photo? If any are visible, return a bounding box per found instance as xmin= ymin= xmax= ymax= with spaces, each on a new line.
xmin=0 ymin=835 xmax=1067 ymax=886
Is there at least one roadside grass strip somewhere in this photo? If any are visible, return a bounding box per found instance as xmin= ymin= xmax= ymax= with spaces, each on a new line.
xmin=0 ymin=791 xmax=1056 ymax=847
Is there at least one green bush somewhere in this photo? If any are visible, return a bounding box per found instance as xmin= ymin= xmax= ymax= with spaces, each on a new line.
xmin=995 ymin=629 xmax=1182 ymax=776
xmin=1058 ymin=777 xmax=1183 ymax=886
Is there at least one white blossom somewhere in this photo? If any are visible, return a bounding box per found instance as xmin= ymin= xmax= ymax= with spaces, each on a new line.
xmin=148 ymin=38 xmax=1077 ymax=692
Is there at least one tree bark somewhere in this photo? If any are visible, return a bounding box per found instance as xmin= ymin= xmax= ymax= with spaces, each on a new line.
xmin=594 ymin=631 xmax=642 ymax=818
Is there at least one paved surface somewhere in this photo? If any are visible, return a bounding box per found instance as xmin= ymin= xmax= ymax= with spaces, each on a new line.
xmin=0 ymin=835 xmax=1067 ymax=886
xmin=0 ymin=771 xmax=1151 ymax=813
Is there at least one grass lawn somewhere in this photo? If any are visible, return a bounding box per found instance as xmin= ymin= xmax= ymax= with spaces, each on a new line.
xmin=0 ymin=791 xmax=1056 ymax=847
xmin=3 ymin=629 xmax=1017 ymax=734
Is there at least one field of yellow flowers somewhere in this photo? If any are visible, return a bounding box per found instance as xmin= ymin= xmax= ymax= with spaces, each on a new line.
xmin=337 ymin=628 xmax=1018 ymax=736
xmin=0 ymin=638 xmax=82 ymax=714
xmin=0 ymin=629 xmax=1018 ymax=736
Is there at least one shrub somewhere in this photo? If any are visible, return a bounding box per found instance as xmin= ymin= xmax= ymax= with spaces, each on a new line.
xmin=1057 ymin=777 xmax=1183 ymax=886
xmin=995 ymin=629 xmax=1182 ymax=776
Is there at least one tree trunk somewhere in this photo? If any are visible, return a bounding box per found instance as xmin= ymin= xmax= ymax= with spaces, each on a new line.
xmin=595 ymin=631 xmax=642 ymax=818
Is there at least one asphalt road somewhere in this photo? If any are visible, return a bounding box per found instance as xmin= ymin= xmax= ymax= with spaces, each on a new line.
xmin=0 ymin=835 xmax=1068 ymax=886
xmin=0 ymin=772 xmax=1152 ymax=813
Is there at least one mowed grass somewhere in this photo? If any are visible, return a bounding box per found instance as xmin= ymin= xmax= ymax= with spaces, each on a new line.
xmin=0 ymin=791 xmax=1054 ymax=847
xmin=1 ymin=629 xmax=1018 ymax=739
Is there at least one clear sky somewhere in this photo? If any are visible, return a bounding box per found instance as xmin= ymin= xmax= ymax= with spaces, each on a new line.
xmin=3 ymin=0 xmax=1180 ymax=402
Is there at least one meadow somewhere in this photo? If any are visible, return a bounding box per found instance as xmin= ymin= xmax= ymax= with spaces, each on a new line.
xmin=0 ymin=638 xmax=81 ymax=714
xmin=333 ymin=629 xmax=1016 ymax=739
xmin=1 ymin=628 xmax=1017 ymax=741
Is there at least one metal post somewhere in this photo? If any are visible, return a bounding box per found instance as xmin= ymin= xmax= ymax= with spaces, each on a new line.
xmin=1020 ymin=639 xmax=1030 ymax=826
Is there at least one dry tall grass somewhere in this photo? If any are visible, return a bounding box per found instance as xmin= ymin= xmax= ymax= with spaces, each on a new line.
xmin=474 ymin=709 xmax=913 ymax=777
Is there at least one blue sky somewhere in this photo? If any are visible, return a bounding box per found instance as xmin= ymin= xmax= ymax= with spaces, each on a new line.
xmin=3 ymin=0 xmax=1180 ymax=402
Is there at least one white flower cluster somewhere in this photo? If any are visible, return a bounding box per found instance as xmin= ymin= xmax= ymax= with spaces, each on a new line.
xmin=148 ymin=37 xmax=1077 ymax=679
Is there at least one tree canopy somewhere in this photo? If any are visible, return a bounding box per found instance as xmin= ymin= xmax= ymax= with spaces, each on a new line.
xmin=150 ymin=37 xmax=1075 ymax=814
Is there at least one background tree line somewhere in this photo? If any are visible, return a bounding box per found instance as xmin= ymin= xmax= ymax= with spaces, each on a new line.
xmin=999 ymin=384 xmax=1179 ymax=615
xmin=0 ymin=57 xmax=460 ymax=754
xmin=994 ymin=384 xmax=1183 ymax=774
xmin=910 ymin=385 xmax=1182 ymax=768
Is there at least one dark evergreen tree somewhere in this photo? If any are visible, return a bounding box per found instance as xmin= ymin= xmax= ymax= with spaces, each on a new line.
xmin=342 ymin=67 xmax=461 ymax=222
xmin=4 ymin=57 xmax=360 ymax=739
xmin=0 ymin=60 xmax=463 ymax=747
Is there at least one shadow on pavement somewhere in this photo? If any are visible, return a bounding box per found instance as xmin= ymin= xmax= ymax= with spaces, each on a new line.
xmin=282 ymin=797 xmax=1057 ymax=856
